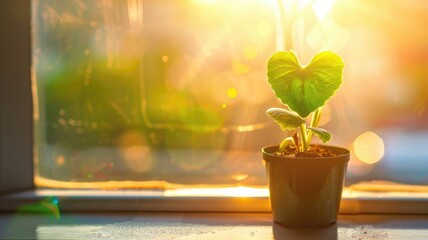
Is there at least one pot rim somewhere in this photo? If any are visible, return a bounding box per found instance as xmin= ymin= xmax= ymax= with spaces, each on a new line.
xmin=263 ymin=144 xmax=350 ymax=165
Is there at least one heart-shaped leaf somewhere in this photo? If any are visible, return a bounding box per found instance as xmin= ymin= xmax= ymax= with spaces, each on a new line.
xmin=267 ymin=51 xmax=344 ymax=118
xmin=308 ymin=127 xmax=331 ymax=143
xmin=266 ymin=108 xmax=305 ymax=130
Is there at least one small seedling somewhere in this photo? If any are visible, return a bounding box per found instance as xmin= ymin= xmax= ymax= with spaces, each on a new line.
xmin=266 ymin=50 xmax=344 ymax=154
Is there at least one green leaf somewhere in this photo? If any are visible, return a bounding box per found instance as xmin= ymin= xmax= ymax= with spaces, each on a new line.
xmin=266 ymin=108 xmax=305 ymax=131
xmin=307 ymin=127 xmax=331 ymax=143
xmin=267 ymin=51 xmax=344 ymax=118
xmin=279 ymin=137 xmax=295 ymax=152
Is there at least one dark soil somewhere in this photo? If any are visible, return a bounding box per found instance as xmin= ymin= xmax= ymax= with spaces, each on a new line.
xmin=274 ymin=145 xmax=339 ymax=158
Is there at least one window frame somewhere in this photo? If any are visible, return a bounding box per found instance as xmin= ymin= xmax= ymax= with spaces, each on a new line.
xmin=1 ymin=0 xmax=428 ymax=215
xmin=0 ymin=0 xmax=33 ymax=194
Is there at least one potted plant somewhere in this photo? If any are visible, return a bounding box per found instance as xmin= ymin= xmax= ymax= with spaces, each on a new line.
xmin=263 ymin=50 xmax=349 ymax=227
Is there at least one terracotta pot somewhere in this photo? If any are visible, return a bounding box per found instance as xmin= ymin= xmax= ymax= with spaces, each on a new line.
xmin=263 ymin=145 xmax=349 ymax=227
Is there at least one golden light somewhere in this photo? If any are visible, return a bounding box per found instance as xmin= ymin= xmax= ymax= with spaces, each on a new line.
xmin=161 ymin=55 xmax=169 ymax=63
xmin=256 ymin=20 xmax=272 ymax=36
xmin=306 ymin=19 xmax=350 ymax=52
xmin=237 ymin=125 xmax=255 ymax=132
xmin=122 ymin=145 xmax=152 ymax=172
xmin=237 ymin=71 xmax=272 ymax=105
xmin=297 ymin=0 xmax=313 ymax=12
xmin=118 ymin=130 xmax=153 ymax=172
xmin=227 ymin=87 xmax=238 ymax=99
xmin=231 ymin=60 xmax=251 ymax=75
xmin=243 ymin=45 xmax=258 ymax=60
xmin=312 ymin=0 xmax=335 ymax=21
xmin=165 ymin=186 xmax=268 ymax=197
xmin=231 ymin=173 xmax=249 ymax=181
xmin=209 ymin=72 xmax=241 ymax=105
xmin=127 ymin=0 xmax=144 ymax=28
xmin=118 ymin=130 xmax=145 ymax=147
xmin=353 ymin=131 xmax=385 ymax=164
xmin=190 ymin=0 xmax=217 ymax=6
xmin=318 ymin=104 xmax=331 ymax=126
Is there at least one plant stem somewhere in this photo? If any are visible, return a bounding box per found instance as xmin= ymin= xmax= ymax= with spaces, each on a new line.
xmin=311 ymin=107 xmax=323 ymax=127
xmin=307 ymin=107 xmax=323 ymax=143
xmin=299 ymin=123 xmax=309 ymax=152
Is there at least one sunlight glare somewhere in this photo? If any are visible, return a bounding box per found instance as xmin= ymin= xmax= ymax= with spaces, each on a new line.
xmin=237 ymin=125 xmax=255 ymax=132
xmin=297 ymin=0 xmax=313 ymax=11
xmin=127 ymin=0 xmax=144 ymax=28
xmin=231 ymin=173 xmax=249 ymax=181
xmin=165 ymin=186 xmax=269 ymax=197
xmin=306 ymin=18 xmax=350 ymax=51
xmin=312 ymin=0 xmax=335 ymax=20
xmin=190 ymin=0 xmax=217 ymax=6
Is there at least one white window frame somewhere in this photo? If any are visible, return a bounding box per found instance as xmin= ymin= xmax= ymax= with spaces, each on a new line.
xmin=1 ymin=0 xmax=428 ymax=215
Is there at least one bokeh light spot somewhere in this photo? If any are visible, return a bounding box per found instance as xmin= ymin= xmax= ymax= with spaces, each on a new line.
xmin=161 ymin=55 xmax=169 ymax=63
xmin=227 ymin=87 xmax=238 ymax=99
xmin=353 ymin=131 xmax=385 ymax=164
xmin=243 ymin=45 xmax=258 ymax=60
xmin=83 ymin=48 xmax=91 ymax=56
xmin=210 ymin=72 xmax=241 ymax=105
xmin=222 ymin=103 xmax=227 ymax=108
xmin=122 ymin=145 xmax=152 ymax=172
xmin=118 ymin=130 xmax=153 ymax=172
xmin=55 ymin=155 xmax=65 ymax=166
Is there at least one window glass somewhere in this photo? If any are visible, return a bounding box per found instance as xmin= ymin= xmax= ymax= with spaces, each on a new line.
xmin=33 ymin=0 xmax=428 ymax=190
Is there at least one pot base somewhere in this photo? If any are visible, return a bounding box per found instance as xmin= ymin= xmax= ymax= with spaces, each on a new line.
xmin=274 ymin=219 xmax=336 ymax=228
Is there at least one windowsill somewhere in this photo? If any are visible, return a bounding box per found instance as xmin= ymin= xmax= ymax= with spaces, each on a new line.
xmin=1 ymin=212 xmax=428 ymax=240
xmin=1 ymin=187 xmax=428 ymax=214
xmin=1 ymin=188 xmax=428 ymax=239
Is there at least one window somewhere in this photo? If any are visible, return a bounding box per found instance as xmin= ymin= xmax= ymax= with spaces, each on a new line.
xmin=1 ymin=0 xmax=428 ymax=213
xmin=33 ymin=0 xmax=428 ymax=190
xmin=33 ymin=0 xmax=279 ymax=189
